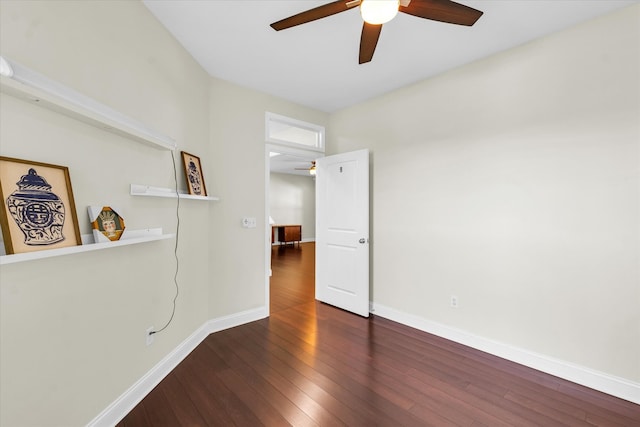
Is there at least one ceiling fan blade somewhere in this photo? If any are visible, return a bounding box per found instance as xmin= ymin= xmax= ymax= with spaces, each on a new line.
xmin=271 ymin=0 xmax=360 ymax=31
xmin=359 ymin=23 xmax=382 ymax=64
xmin=400 ymin=0 xmax=483 ymax=26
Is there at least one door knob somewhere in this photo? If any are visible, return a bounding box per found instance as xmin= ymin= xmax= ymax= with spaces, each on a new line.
xmin=359 ymin=238 xmax=366 ymax=244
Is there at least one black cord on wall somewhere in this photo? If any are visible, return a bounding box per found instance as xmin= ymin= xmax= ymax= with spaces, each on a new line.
xmin=149 ymin=150 xmax=181 ymax=336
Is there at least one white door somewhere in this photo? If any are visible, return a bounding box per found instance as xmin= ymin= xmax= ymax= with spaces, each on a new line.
xmin=315 ymin=149 xmax=370 ymax=317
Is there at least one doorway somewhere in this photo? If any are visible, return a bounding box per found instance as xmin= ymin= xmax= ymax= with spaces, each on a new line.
xmin=265 ymin=146 xmax=321 ymax=314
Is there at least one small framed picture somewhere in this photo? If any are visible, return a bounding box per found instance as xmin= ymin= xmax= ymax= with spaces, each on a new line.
xmin=0 ymin=156 xmax=82 ymax=255
xmin=181 ymin=151 xmax=207 ymax=196
xmin=88 ymin=206 xmax=126 ymax=242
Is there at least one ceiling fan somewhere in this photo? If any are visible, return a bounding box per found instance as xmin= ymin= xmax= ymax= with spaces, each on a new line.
xmin=295 ymin=161 xmax=317 ymax=176
xmin=270 ymin=0 xmax=483 ymax=64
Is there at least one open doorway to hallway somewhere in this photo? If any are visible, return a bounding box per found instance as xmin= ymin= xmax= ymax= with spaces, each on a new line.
xmin=267 ymin=147 xmax=321 ymax=314
xmin=264 ymin=111 xmax=325 ymax=316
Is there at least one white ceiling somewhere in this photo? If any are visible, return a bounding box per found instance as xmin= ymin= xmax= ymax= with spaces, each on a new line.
xmin=143 ymin=0 xmax=637 ymax=114
xmin=143 ymin=0 xmax=637 ymax=175
xmin=270 ymin=151 xmax=319 ymax=177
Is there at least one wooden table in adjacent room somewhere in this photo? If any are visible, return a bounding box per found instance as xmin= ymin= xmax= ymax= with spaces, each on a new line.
xmin=272 ymin=224 xmax=302 ymax=247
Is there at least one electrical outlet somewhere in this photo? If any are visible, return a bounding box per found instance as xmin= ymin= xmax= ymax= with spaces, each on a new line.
xmin=450 ymin=295 xmax=459 ymax=308
xmin=145 ymin=326 xmax=154 ymax=346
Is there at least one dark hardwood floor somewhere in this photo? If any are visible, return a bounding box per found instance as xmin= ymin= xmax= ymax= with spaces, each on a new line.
xmin=269 ymin=242 xmax=316 ymax=315
xmin=118 ymin=242 xmax=640 ymax=426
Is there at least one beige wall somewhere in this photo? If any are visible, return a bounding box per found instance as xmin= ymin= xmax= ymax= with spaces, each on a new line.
xmin=270 ymin=173 xmax=316 ymax=241
xmin=207 ymin=77 xmax=327 ymax=319
xmin=328 ymin=5 xmax=639 ymax=382
xmin=0 ymin=2 xmax=212 ymax=425
xmin=0 ymin=1 xmax=328 ymax=426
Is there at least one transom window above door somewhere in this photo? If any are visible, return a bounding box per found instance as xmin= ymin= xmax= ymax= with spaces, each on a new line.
xmin=265 ymin=112 xmax=325 ymax=152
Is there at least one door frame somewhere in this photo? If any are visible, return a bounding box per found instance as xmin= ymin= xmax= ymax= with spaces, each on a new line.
xmin=264 ymin=143 xmax=323 ymax=316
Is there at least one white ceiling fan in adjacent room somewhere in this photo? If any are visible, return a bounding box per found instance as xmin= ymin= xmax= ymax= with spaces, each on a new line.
xmin=295 ymin=161 xmax=317 ymax=176
xmin=270 ymin=153 xmax=318 ymax=177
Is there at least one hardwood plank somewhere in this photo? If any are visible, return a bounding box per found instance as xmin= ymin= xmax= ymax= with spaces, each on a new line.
xmin=181 ymin=346 xmax=264 ymax=426
xmin=247 ymin=319 xmax=416 ymax=411
xmin=557 ymin=382 xmax=640 ymax=425
xmin=135 ymin=382 xmax=182 ymax=426
xmin=503 ymin=391 xmax=593 ymax=426
xmin=240 ymin=321 xmax=425 ymax=426
xmin=204 ymin=331 xmax=344 ymax=426
xmin=157 ymin=372 xmax=210 ymax=426
xmin=172 ymin=363 xmax=237 ymax=426
xmin=465 ymin=382 xmax=572 ymax=426
xmin=215 ymin=368 xmax=293 ymax=426
xmin=202 ymin=335 xmax=319 ymax=427
xmin=116 ymin=401 xmax=152 ymax=427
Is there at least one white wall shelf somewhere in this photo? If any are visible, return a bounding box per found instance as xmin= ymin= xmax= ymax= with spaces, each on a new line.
xmin=0 ymin=75 xmax=176 ymax=151
xmin=0 ymin=228 xmax=174 ymax=265
xmin=130 ymin=184 xmax=220 ymax=201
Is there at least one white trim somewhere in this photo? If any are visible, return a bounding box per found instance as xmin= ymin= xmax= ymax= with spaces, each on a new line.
xmin=130 ymin=184 xmax=220 ymax=201
xmin=370 ymin=302 xmax=640 ymax=405
xmin=86 ymin=306 xmax=267 ymax=427
xmin=0 ymin=229 xmax=173 ymax=265
xmin=265 ymin=145 xmax=272 ymax=317
xmin=204 ymin=306 xmax=268 ymax=334
xmin=0 ymin=61 xmax=176 ymax=151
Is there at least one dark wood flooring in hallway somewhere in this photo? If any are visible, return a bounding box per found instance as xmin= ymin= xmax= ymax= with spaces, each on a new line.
xmin=118 ymin=242 xmax=639 ymax=426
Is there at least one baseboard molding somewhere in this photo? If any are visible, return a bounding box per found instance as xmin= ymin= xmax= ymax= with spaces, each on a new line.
xmin=87 ymin=306 xmax=268 ymax=427
xmin=371 ymin=302 xmax=640 ymax=405
xmin=204 ymin=306 xmax=269 ymax=334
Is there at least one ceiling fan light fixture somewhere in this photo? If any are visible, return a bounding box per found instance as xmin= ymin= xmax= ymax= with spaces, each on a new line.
xmin=360 ymin=0 xmax=399 ymax=25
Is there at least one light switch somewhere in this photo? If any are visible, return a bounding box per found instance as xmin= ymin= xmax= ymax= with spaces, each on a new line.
xmin=242 ymin=217 xmax=257 ymax=228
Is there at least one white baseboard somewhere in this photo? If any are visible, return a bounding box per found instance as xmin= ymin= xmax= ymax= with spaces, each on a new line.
xmin=87 ymin=306 xmax=268 ymax=427
xmin=370 ymin=302 xmax=640 ymax=405
xmin=204 ymin=306 xmax=268 ymax=334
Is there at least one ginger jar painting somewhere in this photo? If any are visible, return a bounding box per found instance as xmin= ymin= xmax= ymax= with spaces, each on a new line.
xmin=6 ymin=168 xmax=66 ymax=245
xmin=0 ymin=157 xmax=81 ymax=255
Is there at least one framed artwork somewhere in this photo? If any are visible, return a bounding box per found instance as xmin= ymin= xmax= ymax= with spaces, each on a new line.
xmin=181 ymin=151 xmax=207 ymax=196
xmin=0 ymin=156 xmax=82 ymax=255
xmin=88 ymin=206 xmax=125 ymax=242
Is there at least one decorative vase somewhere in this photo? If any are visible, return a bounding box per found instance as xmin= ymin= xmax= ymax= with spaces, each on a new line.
xmin=6 ymin=168 xmax=66 ymax=246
